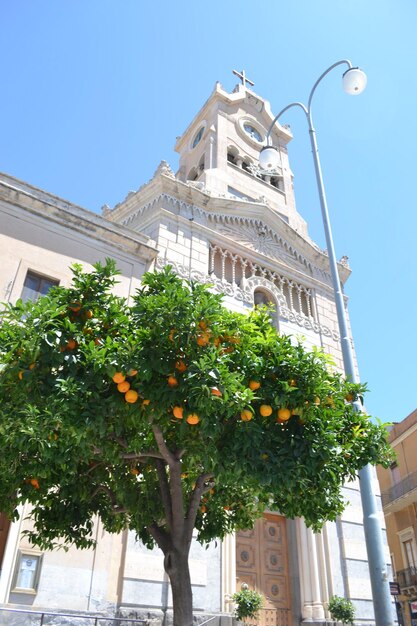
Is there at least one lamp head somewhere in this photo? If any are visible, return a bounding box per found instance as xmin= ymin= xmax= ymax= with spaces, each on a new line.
xmin=342 ymin=67 xmax=367 ymax=95
xmin=259 ymin=145 xmax=280 ymax=171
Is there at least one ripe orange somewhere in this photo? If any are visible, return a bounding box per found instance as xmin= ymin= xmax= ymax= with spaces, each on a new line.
xmin=201 ymin=505 xmax=207 ymax=513
xmin=113 ymin=372 xmax=126 ymax=384
xmin=277 ymin=408 xmax=291 ymax=422
xmin=173 ymin=406 xmax=184 ymax=419
xmin=18 ymin=371 xmax=24 ymax=380
xmin=196 ymin=332 xmax=210 ymax=347
xmin=248 ymin=380 xmax=261 ymax=391
xmin=289 ymin=378 xmax=297 ymax=387
xmin=128 ymin=369 xmax=138 ymax=377
xmin=125 ymin=390 xmax=139 ymax=404
xmin=198 ymin=320 xmax=208 ymax=330
xmin=117 ymin=381 xmax=130 ymax=393
xmin=142 ymin=399 xmax=151 ymax=406
xmin=175 ymin=360 xmax=187 ymax=373
xmin=167 ymin=375 xmax=178 ymax=387
xmin=85 ymin=309 xmax=93 ymax=319
xmin=66 ymin=339 xmax=77 ymax=350
xmin=69 ymin=302 xmax=81 ymax=312
xmin=30 ymin=478 xmax=40 ymax=489
xmin=260 ymin=404 xmax=273 ymax=417
xmin=211 ymin=387 xmax=222 ymax=397
xmin=94 ymin=338 xmax=102 ymax=346
xmin=225 ymin=335 xmax=240 ymax=344
xmin=130 ymin=468 xmax=139 ymax=476
xmin=169 ymin=329 xmax=176 ymax=342
xmin=240 ymin=409 xmax=253 ymax=422
xmin=186 ymin=413 xmax=200 ymax=425
xmin=345 ymin=393 xmax=354 ymax=402
xmin=29 ymin=363 xmax=36 ymax=370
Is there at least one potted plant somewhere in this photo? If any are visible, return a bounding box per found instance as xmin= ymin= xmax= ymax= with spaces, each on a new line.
xmin=232 ymin=584 xmax=264 ymax=624
xmin=328 ymin=595 xmax=355 ymax=626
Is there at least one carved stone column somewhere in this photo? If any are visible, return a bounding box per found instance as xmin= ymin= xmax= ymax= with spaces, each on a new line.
xmin=296 ymin=519 xmax=326 ymax=622
xmin=221 ymin=533 xmax=236 ymax=612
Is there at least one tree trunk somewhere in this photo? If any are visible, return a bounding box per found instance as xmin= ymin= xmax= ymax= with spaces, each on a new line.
xmin=164 ymin=547 xmax=193 ymax=626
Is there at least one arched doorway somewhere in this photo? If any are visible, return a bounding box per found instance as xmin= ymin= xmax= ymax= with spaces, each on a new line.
xmin=236 ymin=513 xmax=291 ymax=626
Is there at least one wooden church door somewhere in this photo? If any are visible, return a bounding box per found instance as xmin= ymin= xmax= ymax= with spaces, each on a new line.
xmin=236 ymin=513 xmax=291 ymax=626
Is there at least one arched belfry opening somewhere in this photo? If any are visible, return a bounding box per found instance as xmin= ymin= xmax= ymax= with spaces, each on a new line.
xmin=254 ymin=287 xmax=279 ymax=329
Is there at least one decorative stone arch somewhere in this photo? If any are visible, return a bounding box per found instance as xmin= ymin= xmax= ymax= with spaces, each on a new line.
xmin=227 ymin=145 xmax=239 ymax=165
xmin=245 ymin=276 xmax=287 ymax=310
xmin=241 ymin=156 xmax=253 ymax=173
xmin=249 ymin=278 xmax=283 ymax=330
xmin=187 ymin=167 xmax=198 ymax=182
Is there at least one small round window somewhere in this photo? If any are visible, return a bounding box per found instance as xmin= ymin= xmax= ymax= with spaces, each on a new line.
xmin=243 ymin=123 xmax=262 ymax=142
xmin=192 ymin=126 xmax=205 ymax=149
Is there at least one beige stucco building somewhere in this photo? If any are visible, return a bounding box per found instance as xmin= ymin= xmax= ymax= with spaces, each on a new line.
xmin=0 ymin=78 xmax=392 ymax=626
xmin=377 ymin=410 xmax=417 ymax=626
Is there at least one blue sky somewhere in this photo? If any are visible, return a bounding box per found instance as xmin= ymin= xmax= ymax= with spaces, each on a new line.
xmin=1 ymin=0 xmax=415 ymax=424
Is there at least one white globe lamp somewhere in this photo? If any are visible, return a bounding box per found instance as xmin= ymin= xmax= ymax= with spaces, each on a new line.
xmin=259 ymin=146 xmax=280 ymax=171
xmin=342 ymin=67 xmax=367 ymax=95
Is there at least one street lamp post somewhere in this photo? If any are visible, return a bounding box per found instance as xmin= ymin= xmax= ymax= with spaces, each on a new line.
xmin=259 ymin=61 xmax=393 ymax=626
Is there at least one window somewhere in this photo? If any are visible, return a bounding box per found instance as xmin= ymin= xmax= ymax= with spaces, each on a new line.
xmin=191 ymin=125 xmax=205 ymax=149
xmin=12 ymin=551 xmax=43 ymax=593
xmin=390 ymin=461 xmax=401 ymax=485
xmin=404 ymin=539 xmax=417 ymax=569
xmin=21 ymin=271 xmax=58 ymax=303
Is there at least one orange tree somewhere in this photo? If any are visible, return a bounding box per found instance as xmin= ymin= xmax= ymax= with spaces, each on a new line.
xmin=0 ymin=261 xmax=393 ymax=626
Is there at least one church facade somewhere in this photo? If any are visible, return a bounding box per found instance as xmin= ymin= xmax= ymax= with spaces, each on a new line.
xmin=0 ymin=78 xmax=389 ymax=626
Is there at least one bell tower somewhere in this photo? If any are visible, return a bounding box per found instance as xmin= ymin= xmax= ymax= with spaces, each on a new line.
xmin=174 ymin=73 xmax=308 ymax=237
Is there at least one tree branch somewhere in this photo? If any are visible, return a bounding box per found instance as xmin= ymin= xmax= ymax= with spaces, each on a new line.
xmin=85 ymin=462 xmax=102 ymax=475
xmin=91 ymin=484 xmax=119 ymax=508
xmin=184 ymin=473 xmax=214 ymax=540
xmin=111 ymin=507 xmax=128 ymax=515
xmin=122 ymin=451 xmax=164 ymax=461
xmin=109 ymin=434 xmax=128 ymax=448
xmin=152 ymin=425 xmax=184 ymax=542
xmin=152 ymin=425 xmax=176 ymax=466
xmin=155 ymin=458 xmax=173 ymax=529
xmin=149 ymin=522 xmax=171 ymax=554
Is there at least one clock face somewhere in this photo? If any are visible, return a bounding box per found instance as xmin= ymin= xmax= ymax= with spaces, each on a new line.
xmin=243 ymin=123 xmax=262 ymax=142
xmin=192 ymin=126 xmax=205 ymax=149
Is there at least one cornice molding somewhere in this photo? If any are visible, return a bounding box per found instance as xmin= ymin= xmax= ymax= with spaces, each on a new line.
xmin=120 ymin=191 xmax=335 ymax=286
xmin=0 ymin=177 xmax=157 ymax=261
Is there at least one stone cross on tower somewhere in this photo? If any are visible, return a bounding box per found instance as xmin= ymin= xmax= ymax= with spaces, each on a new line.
xmin=232 ymin=69 xmax=255 ymax=89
